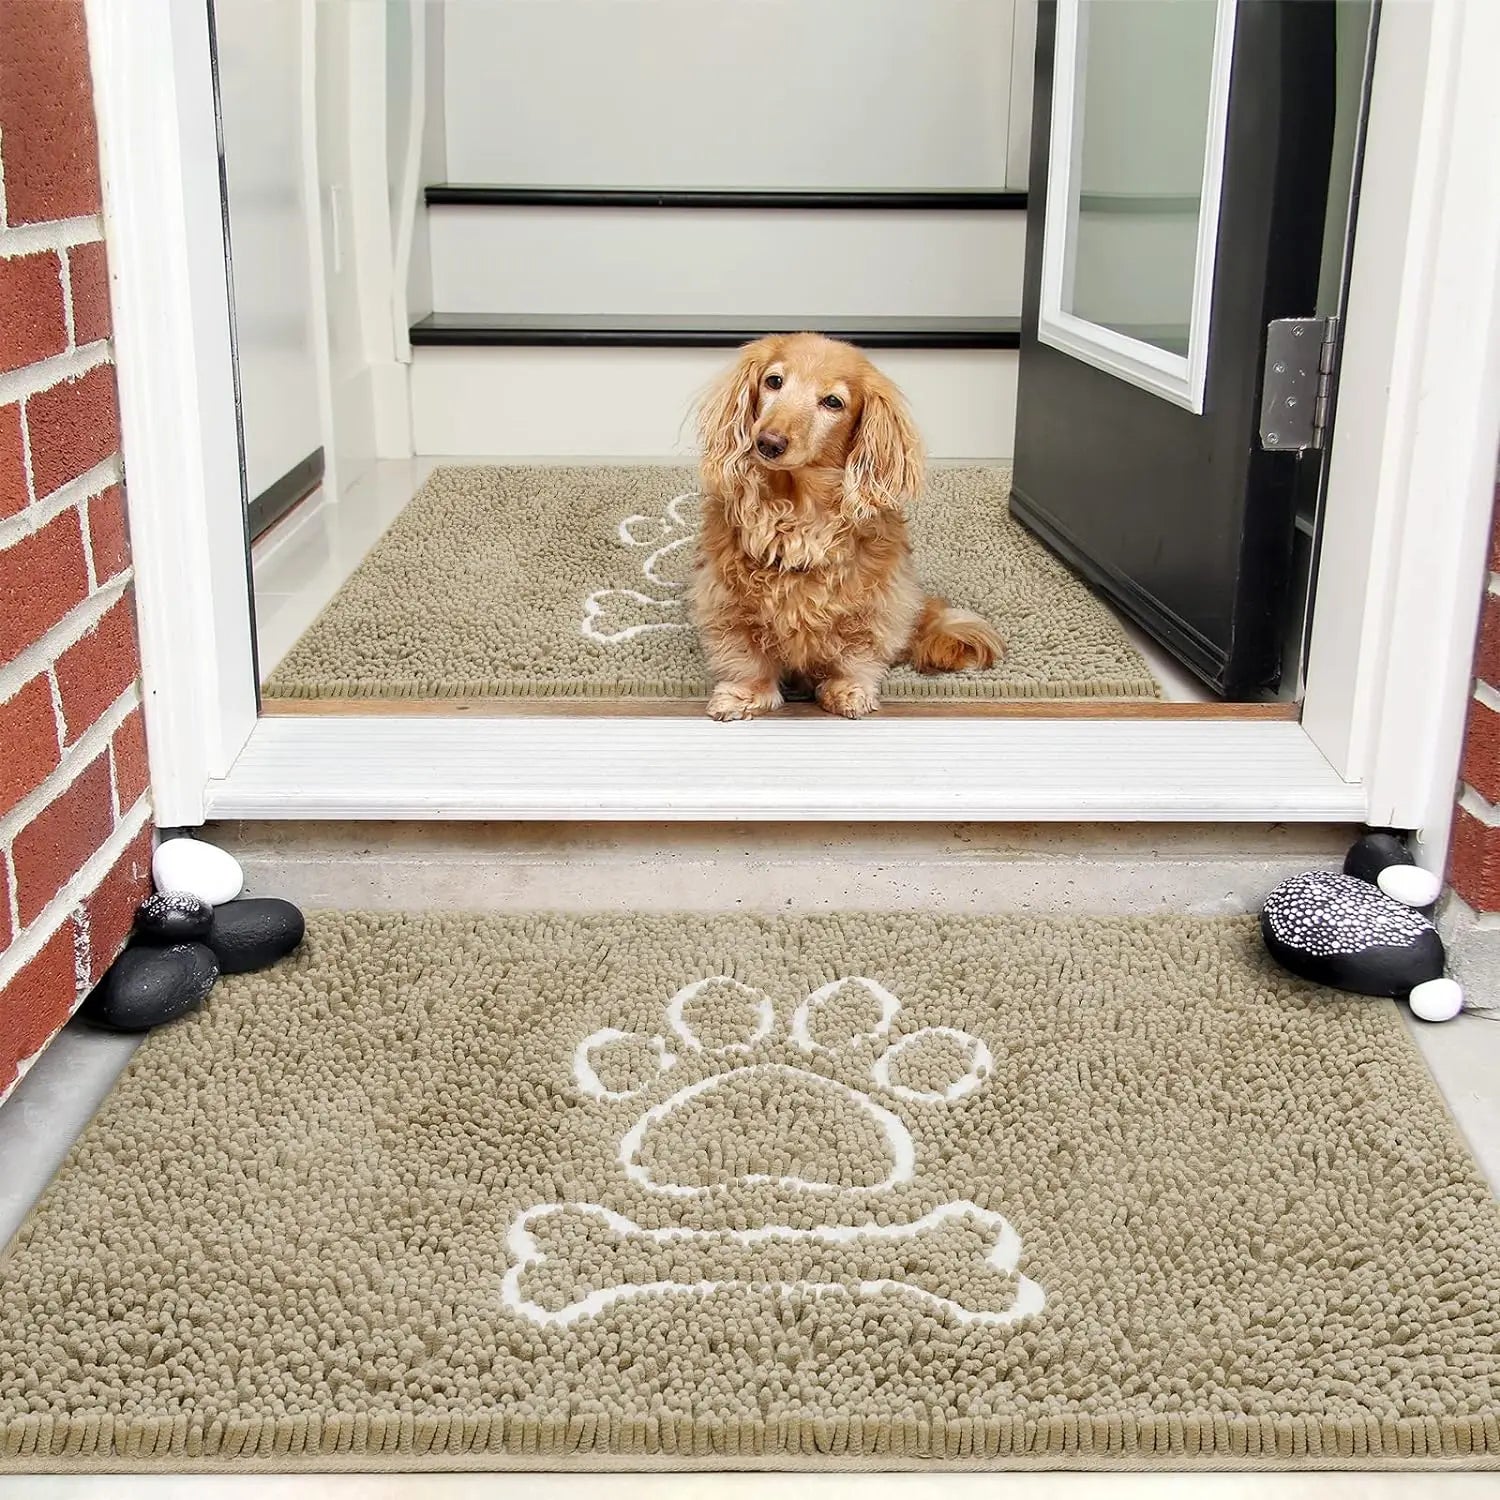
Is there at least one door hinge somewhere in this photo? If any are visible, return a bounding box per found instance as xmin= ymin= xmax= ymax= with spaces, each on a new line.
xmin=1259 ymin=316 xmax=1339 ymax=453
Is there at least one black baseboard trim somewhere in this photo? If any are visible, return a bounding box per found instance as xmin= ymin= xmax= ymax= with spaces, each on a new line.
xmin=408 ymin=314 xmax=1022 ymax=351
xmin=425 ymin=184 xmax=1028 ymax=212
xmin=247 ymin=449 xmax=323 ymax=542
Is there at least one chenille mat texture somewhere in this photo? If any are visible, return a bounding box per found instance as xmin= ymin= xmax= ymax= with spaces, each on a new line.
xmin=260 ymin=466 xmax=1159 ymax=701
xmin=3 ymin=912 xmax=1497 ymax=1473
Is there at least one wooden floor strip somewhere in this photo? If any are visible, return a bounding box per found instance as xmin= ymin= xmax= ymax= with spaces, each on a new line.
xmin=259 ymin=696 xmax=1299 ymax=722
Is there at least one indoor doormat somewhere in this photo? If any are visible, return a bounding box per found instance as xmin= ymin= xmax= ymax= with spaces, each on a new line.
xmin=261 ymin=466 xmax=1159 ymax=701
xmin=3 ymin=912 xmax=1498 ymax=1474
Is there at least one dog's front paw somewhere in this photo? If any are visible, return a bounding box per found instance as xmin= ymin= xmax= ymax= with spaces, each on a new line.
xmin=816 ymin=679 xmax=881 ymax=719
xmin=707 ymin=681 xmax=784 ymax=722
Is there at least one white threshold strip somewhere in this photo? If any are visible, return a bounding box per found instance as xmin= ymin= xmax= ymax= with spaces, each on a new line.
xmin=205 ymin=717 xmax=1366 ymax=822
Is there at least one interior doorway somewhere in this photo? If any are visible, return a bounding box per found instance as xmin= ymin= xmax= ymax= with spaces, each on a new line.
xmin=212 ymin=0 xmax=1372 ymax=720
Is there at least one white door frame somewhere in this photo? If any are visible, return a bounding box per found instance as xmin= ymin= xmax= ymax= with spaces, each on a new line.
xmin=89 ymin=0 xmax=1500 ymax=850
xmin=85 ymin=0 xmax=258 ymax=827
xmin=1299 ymin=0 xmax=1500 ymax=866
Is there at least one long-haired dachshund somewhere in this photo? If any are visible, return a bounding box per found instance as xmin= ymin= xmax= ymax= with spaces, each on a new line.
xmin=691 ymin=332 xmax=1003 ymax=720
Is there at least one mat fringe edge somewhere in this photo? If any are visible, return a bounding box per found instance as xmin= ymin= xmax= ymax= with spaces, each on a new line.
xmin=4 ymin=1411 xmax=1496 ymax=1465
xmin=260 ymin=676 xmax=1162 ymax=702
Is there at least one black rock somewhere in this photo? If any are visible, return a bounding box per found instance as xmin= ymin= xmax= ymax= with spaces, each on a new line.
xmin=205 ymin=897 xmax=305 ymax=974
xmin=134 ymin=892 xmax=214 ymax=944
xmin=1261 ymin=869 xmax=1445 ymax=998
xmin=80 ymin=943 xmax=218 ymax=1032
xmin=1344 ymin=831 xmax=1414 ymax=886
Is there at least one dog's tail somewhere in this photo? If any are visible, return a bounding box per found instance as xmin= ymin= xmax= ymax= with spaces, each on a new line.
xmin=906 ymin=595 xmax=1005 ymax=673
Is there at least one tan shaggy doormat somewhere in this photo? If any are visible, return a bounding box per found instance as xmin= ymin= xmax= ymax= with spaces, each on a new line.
xmin=3 ymin=912 xmax=1498 ymax=1473
xmin=262 ymin=466 xmax=1158 ymax=701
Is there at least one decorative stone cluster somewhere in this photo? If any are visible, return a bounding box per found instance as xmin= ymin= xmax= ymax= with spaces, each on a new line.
xmin=1260 ymin=832 xmax=1461 ymax=1019
xmin=80 ymin=836 xmax=304 ymax=1031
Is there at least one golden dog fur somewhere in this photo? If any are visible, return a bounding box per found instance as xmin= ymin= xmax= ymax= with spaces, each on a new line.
xmin=691 ymin=332 xmax=1004 ymax=719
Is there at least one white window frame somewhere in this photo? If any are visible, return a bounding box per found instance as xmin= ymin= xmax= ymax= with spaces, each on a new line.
xmin=90 ymin=0 xmax=1500 ymax=863
xmin=1036 ymin=0 xmax=1237 ymax=414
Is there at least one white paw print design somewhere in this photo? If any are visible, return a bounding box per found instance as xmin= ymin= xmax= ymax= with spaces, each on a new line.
xmin=572 ymin=976 xmax=994 ymax=1197
xmin=500 ymin=977 xmax=1043 ymax=1329
xmin=580 ymin=490 xmax=699 ymax=644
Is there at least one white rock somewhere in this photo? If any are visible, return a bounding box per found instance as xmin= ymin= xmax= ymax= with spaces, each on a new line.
xmin=1376 ymin=864 xmax=1442 ymax=909
xmin=152 ymin=837 xmax=243 ymax=907
xmin=1409 ymin=977 xmax=1464 ymax=1023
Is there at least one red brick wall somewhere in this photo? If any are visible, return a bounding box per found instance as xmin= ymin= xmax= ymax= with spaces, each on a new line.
xmin=1448 ymin=476 xmax=1500 ymax=911
xmin=0 ymin=1 xmax=151 ymax=1099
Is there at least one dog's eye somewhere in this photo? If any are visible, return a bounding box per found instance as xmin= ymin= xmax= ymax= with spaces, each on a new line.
xmin=821 ymin=394 xmax=845 ymax=411
xmin=764 ymin=374 xmax=783 ymax=390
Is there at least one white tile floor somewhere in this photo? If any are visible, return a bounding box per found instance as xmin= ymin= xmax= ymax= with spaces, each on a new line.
xmin=250 ymin=456 xmax=1216 ymax=702
xmin=251 ymin=459 xmax=424 ymax=680
xmin=1 ymin=1450 xmax=1496 ymax=1492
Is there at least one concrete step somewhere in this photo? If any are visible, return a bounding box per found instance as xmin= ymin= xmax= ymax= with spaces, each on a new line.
xmin=211 ymin=821 xmax=1349 ymax=918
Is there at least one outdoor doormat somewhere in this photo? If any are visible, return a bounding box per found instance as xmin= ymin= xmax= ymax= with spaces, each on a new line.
xmin=261 ymin=466 xmax=1159 ymax=701
xmin=3 ymin=912 xmax=1497 ymax=1473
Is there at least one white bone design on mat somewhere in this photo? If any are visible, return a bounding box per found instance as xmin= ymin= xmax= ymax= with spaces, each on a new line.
xmin=501 ymin=1201 xmax=1047 ymax=1329
xmin=521 ymin=977 xmax=1043 ymax=1325
xmin=580 ymin=490 xmax=698 ymax=644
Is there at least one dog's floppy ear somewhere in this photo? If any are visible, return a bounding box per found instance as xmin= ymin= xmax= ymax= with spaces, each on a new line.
xmin=843 ymin=371 xmax=924 ymax=521
xmin=698 ymin=338 xmax=771 ymax=497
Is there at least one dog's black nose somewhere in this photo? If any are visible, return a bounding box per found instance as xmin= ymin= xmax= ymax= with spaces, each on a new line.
xmin=756 ymin=431 xmax=788 ymax=460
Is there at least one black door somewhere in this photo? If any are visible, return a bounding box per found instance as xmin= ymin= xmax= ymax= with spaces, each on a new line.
xmin=1011 ymin=1 xmax=1354 ymax=698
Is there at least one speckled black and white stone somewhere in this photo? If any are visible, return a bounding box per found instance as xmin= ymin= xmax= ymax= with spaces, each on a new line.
xmin=1261 ymin=870 xmax=1445 ymax=997
xmin=1344 ymin=831 xmax=1414 ymax=886
xmin=133 ymin=892 xmax=214 ymax=945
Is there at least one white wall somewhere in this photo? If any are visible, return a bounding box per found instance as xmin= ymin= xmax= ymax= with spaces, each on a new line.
xmin=313 ymin=0 xmax=376 ymax=487
xmin=410 ymin=347 xmax=1018 ymax=459
xmin=427 ymin=207 xmax=1026 ymax=316
xmin=214 ymin=0 xmax=323 ymax=500
xmin=1076 ymin=0 xmax=1216 ymax=198
xmin=407 ymin=0 xmax=447 ymax=324
xmin=386 ymin=1 xmax=416 ymax=241
xmin=387 ymin=0 xmax=445 ymax=338
xmin=442 ymin=0 xmax=1022 ymax=190
xmin=1063 ymin=0 xmax=1218 ymax=340
xmin=312 ymin=0 xmax=414 ymax=481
